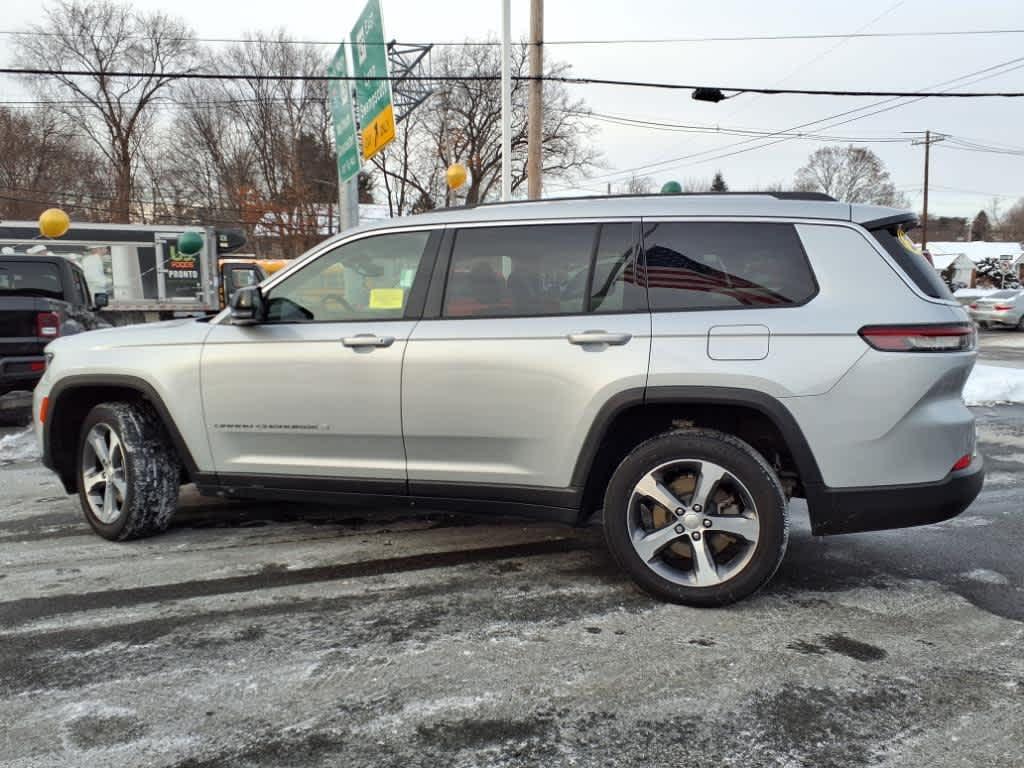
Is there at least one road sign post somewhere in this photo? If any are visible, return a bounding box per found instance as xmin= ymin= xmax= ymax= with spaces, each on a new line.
xmin=351 ymin=0 xmax=396 ymax=162
xmin=328 ymin=43 xmax=361 ymax=230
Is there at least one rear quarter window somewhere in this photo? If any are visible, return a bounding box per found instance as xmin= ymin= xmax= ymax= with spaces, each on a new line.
xmin=869 ymin=223 xmax=954 ymax=301
xmin=641 ymin=221 xmax=817 ymax=311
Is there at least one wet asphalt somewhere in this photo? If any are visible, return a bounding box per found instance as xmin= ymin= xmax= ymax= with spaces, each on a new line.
xmin=0 ymin=351 xmax=1022 ymax=766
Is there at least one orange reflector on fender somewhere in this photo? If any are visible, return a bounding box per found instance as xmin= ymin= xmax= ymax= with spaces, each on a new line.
xmin=39 ymin=396 xmax=49 ymax=424
xmin=952 ymin=454 xmax=971 ymax=471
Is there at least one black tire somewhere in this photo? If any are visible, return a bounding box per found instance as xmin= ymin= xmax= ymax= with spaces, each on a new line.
xmin=602 ymin=428 xmax=788 ymax=607
xmin=77 ymin=401 xmax=181 ymax=541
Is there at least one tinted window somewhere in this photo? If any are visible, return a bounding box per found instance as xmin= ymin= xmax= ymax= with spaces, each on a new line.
xmin=642 ymin=222 xmax=816 ymax=310
xmin=444 ymin=224 xmax=594 ymax=318
xmin=0 ymin=262 xmax=63 ymax=299
xmin=265 ymin=231 xmax=428 ymax=322
xmin=871 ymin=223 xmax=954 ymax=300
xmin=589 ymin=224 xmax=646 ymax=313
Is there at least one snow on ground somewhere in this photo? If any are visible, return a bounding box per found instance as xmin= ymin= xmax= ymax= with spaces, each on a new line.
xmin=965 ymin=364 xmax=1024 ymax=406
xmin=0 ymin=427 xmax=40 ymax=465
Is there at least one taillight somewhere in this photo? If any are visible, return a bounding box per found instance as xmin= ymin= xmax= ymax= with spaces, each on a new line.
xmin=951 ymin=454 xmax=971 ymax=471
xmin=994 ymin=304 xmax=1013 ymax=311
xmin=35 ymin=311 xmax=60 ymax=338
xmin=858 ymin=323 xmax=975 ymax=352
xmin=969 ymin=303 xmax=978 ymax=309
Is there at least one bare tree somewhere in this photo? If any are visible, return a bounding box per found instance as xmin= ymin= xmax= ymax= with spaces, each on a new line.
xmin=372 ymin=41 xmax=600 ymax=213
xmin=1000 ymin=198 xmax=1024 ymax=242
xmin=618 ymin=174 xmax=654 ymax=195
xmin=794 ymin=145 xmax=907 ymax=206
xmin=15 ymin=0 xmax=199 ymax=222
xmin=0 ymin=106 xmax=104 ymax=220
xmin=167 ymin=33 xmax=334 ymax=255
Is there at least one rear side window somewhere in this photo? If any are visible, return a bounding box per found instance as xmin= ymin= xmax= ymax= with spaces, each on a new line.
xmin=443 ymin=224 xmax=592 ymax=318
xmin=589 ymin=223 xmax=646 ymax=314
xmin=870 ymin=223 xmax=954 ymax=300
xmin=642 ymin=222 xmax=817 ymax=310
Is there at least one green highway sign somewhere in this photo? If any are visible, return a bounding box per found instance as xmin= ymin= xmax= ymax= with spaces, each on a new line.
xmin=350 ymin=0 xmax=395 ymax=161
xmin=328 ymin=42 xmax=361 ymax=182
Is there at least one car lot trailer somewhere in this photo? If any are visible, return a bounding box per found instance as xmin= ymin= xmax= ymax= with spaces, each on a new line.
xmin=0 ymin=221 xmax=251 ymax=325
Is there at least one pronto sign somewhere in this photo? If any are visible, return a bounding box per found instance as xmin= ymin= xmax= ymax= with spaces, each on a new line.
xmin=350 ymin=0 xmax=395 ymax=161
xmin=328 ymin=43 xmax=361 ymax=183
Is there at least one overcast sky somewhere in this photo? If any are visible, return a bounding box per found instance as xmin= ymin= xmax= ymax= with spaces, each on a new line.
xmin=3 ymin=0 xmax=1023 ymax=220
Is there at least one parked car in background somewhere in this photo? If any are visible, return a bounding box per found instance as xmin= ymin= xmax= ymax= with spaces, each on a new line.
xmin=1 ymin=255 xmax=109 ymax=397
xmin=33 ymin=193 xmax=983 ymax=606
xmin=968 ymin=289 xmax=1024 ymax=329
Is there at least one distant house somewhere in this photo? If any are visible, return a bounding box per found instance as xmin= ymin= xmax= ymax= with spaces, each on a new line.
xmin=922 ymin=241 xmax=1024 ymax=288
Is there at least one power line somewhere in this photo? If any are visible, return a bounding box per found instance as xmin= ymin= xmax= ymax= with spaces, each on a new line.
xmin=3 ymin=28 xmax=1024 ymax=46
xmin=581 ymin=56 xmax=1024 ymax=184
xmin=1 ymin=66 xmax=1022 ymax=97
xmin=587 ymin=111 xmax=910 ymax=142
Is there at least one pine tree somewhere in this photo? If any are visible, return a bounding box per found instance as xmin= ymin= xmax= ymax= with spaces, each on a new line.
xmin=710 ymin=172 xmax=728 ymax=193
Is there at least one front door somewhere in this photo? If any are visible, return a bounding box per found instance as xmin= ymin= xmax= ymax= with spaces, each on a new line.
xmin=201 ymin=229 xmax=435 ymax=485
xmin=402 ymin=221 xmax=651 ymax=497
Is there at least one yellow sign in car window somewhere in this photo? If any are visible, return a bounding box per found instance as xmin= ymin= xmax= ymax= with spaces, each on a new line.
xmin=369 ymin=288 xmax=404 ymax=309
xmin=897 ymin=226 xmax=921 ymax=255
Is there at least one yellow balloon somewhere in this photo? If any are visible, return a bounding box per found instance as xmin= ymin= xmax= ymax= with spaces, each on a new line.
xmin=38 ymin=208 xmax=71 ymax=239
xmin=446 ymin=163 xmax=468 ymax=190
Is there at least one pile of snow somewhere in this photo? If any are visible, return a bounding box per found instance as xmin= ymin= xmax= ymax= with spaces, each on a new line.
xmin=0 ymin=427 xmax=40 ymax=464
xmin=954 ymin=288 xmax=1001 ymax=300
xmin=964 ymin=364 xmax=1024 ymax=406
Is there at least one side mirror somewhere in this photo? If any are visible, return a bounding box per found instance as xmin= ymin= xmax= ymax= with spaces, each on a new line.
xmin=93 ymin=292 xmax=109 ymax=310
xmin=229 ymin=286 xmax=265 ymax=325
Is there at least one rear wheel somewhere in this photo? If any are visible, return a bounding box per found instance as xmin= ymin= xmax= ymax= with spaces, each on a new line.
xmin=78 ymin=402 xmax=181 ymax=541
xmin=603 ymin=429 xmax=788 ymax=606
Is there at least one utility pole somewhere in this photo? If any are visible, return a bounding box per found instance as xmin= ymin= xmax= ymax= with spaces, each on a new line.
xmin=500 ymin=0 xmax=512 ymax=201
xmin=527 ymin=0 xmax=543 ymax=199
xmin=909 ymin=130 xmax=946 ymax=251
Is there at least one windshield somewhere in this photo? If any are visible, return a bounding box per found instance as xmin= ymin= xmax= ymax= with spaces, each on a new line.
xmin=988 ymin=290 xmax=1021 ymax=299
xmin=0 ymin=262 xmax=64 ymax=299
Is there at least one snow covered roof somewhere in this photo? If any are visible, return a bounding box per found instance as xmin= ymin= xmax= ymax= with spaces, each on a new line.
xmin=930 ymin=251 xmax=974 ymax=271
xmin=923 ymin=241 xmax=1023 ymax=265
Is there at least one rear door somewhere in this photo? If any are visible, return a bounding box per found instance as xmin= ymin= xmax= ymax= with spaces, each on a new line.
xmin=401 ymin=220 xmax=650 ymax=501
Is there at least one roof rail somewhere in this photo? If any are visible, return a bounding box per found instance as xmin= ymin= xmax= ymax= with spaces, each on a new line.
xmin=465 ymin=191 xmax=837 ymax=209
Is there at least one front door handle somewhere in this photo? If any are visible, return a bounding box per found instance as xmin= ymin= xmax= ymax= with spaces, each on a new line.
xmin=567 ymin=330 xmax=632 ymax=346
xmin=341 ymin=334 xmax=395 ymax=348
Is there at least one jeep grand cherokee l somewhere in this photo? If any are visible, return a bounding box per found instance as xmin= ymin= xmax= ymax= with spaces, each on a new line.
xmin=33 ymin=193 xmax=984 ymax=605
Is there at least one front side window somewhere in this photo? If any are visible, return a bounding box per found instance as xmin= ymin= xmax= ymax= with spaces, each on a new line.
xmin=642 ymin=222 xmax=817 ymax=310
xmin=265 ymin=231 xmax=429 ymax=322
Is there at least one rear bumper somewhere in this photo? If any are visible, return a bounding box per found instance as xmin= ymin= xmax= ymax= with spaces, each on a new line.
xmin=808 ymin=454 xmax=985 ymax=535
xmin=0 ymin=356 xmax=45 ymax=395
xmin=970 ymin=310 xmax=1020 ymax=325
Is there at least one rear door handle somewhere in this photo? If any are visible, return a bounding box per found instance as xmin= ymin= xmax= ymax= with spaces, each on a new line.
xmin=341 ymin=334 xmax=395 ymax=348
xmin=567 ymin=330 xmax=632 ymax=346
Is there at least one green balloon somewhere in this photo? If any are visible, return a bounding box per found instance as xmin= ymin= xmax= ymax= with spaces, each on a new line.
xmin=177 ymin=231 xmax=203 ymax=256
xmin=660 ymin=181 xmax=682 ymax=195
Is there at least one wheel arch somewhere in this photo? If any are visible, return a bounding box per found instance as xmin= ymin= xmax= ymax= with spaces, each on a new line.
xmin=572 ymin=386 xmax=826 ymax=524
xmin=44 ymin=374 xmax=199 ymax=494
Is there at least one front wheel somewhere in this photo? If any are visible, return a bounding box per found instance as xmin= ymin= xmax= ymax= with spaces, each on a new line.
xmin=603 ymin=429 xmax=789 ymax=606
xmin=78 ymin=401 xmax=181 ymax=541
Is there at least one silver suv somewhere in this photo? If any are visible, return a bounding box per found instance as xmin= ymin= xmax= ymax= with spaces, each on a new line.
xmin=33 ymin=193 xmax=984 ymax=605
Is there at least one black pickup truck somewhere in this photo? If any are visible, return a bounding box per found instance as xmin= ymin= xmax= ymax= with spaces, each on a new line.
xmin=0 ymin=256 xmax=108 ymax=396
